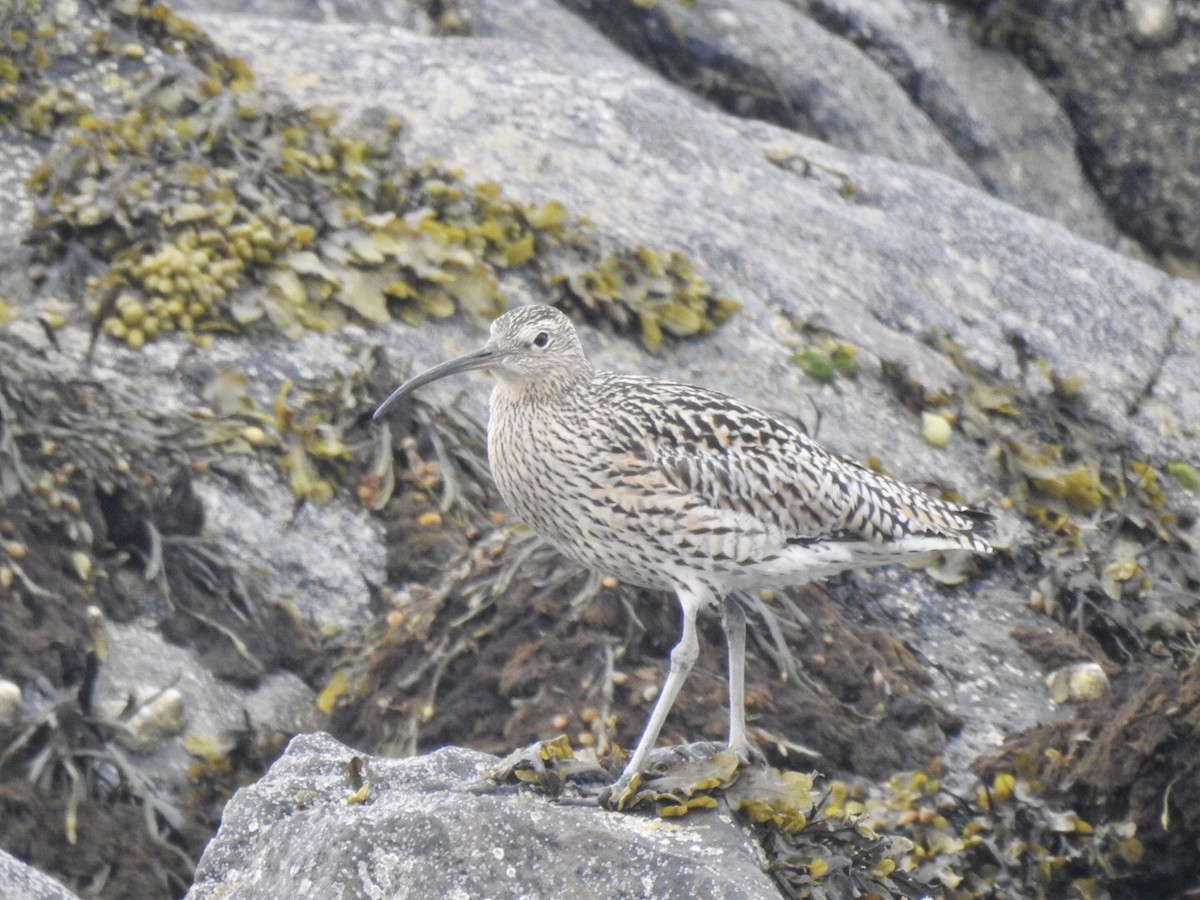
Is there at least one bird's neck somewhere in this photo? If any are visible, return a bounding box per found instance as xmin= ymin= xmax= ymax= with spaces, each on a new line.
xmin=490 ymin=368 xmax=593 ymax=409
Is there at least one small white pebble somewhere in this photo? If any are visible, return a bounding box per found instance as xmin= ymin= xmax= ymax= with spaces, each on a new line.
xmin=921 ymin=411 xmax=953 ymax=448
xmin=0 ymin=680 xmax=22 ymax=728
xmin=1045 ymin=662 xmax=1110 ymax=704
xmin=1127 ymin=0 xmax=1177 ymax=42
xmin=117 ymin=688 xmax=187 ymax=754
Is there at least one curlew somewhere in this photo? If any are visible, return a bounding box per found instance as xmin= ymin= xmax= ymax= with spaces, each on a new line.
xmin=375 ymin=305 xmax=991 ymax=806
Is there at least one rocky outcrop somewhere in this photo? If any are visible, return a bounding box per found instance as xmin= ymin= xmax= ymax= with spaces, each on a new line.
xmin=186 ymin=733 xmax=781 ymax=900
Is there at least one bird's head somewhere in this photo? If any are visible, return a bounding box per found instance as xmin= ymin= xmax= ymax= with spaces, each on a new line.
xmin=373 ymin=305 xmax=591 ymax=420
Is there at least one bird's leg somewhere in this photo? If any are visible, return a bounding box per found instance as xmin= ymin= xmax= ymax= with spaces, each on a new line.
xmin=720 ymin=595 xmax=750 ymax=762
xmin=605 ymin=586 xmax=704 ymax=808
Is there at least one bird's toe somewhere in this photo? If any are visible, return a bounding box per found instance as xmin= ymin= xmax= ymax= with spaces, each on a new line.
xmin=730 ymin=738 xmax=767 ymax=770
xmin=598 ymin=772 xmax=642 ymax=811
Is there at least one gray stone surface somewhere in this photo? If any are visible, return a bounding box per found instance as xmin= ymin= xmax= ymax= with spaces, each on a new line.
xmin=165 ymin=0 xmax=1122 ymax=249
xmin=555 ymin=0 xmax=1118 ymax=246
xmin=969 ymin=0 xmax=1200 ymax=260
xmin=0 ymin=850 xmax=81 ymax=900
xmin=792 ymin=0 xmax=1120 ymax=247
xmin=186 ymin=732 xmax=780 ymax=900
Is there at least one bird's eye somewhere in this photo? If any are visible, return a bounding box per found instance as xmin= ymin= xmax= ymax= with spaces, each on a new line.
xmin=532 ymin=332 xmax=550 ymax=348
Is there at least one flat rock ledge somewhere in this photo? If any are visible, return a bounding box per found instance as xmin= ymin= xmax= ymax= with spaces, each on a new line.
xmin=185 ymin=732 xmax=781 ymax=899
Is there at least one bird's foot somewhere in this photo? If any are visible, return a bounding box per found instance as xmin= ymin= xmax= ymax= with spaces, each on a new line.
xmin=729 ymin=738 xmax=767 ymax=770
xmin=599 ymin=741 xmax=749 ymax=811
xmin=598 ymin=771 xmax=641 ymax=811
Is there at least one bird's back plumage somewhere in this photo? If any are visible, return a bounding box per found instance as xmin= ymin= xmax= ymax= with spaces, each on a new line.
xmin=489 ymin=369 xmax=990 ymax=598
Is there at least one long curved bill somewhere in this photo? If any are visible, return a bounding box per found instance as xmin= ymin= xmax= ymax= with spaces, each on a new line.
xmin=373 ymin=345 xmax=500 ymax=421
